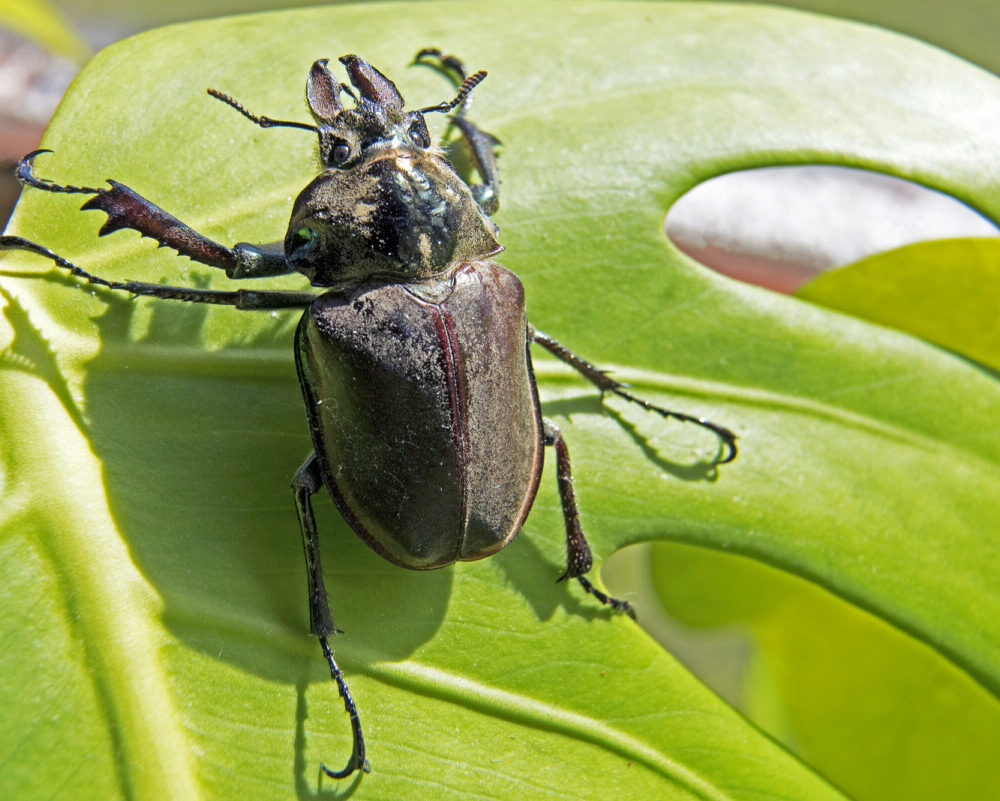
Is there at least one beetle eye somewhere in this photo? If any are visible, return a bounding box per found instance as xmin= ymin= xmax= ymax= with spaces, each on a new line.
xmin=290 ymin=226 xmax=318 ymax=259
xmin=408 ymin=123 xmax=429 ymax=148
xmin=331 ymin=141 xmax=351 ymax=166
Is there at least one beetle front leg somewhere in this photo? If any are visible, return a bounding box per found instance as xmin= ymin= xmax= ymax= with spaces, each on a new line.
xmin=543 ymin=420 xmax=636 ymax=620
xmin=413 ymin=48 xmax=500 ymax=214
xmin=532 ymin=328 xmax=738 ymax=464
xmin=292 ymin=454 xmax=369 ymax=779
xmin=16 ymin=150 xmax=291 ymax=279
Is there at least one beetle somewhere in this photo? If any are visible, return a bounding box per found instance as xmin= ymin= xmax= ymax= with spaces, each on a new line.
xmin=0 ymin=50 xmax=737 ymax=779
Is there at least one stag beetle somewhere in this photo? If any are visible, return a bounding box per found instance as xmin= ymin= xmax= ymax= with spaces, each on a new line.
xmin=0 ymin=49 xmax=737 ymax=779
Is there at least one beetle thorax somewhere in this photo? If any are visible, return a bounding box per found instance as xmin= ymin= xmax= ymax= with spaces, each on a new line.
xmin=285 ymin=148 xmax=501 ymax=286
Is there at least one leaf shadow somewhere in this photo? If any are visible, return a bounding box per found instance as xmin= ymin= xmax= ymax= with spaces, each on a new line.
xmin=0 ymin=283 xmax=87 ymax=432
xmin=493 ymin=532 xmax=633 ymax=624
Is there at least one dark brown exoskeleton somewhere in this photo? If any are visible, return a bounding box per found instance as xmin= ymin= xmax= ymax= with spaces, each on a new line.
xmin=1 ymin=50 xmax=737 ymax=778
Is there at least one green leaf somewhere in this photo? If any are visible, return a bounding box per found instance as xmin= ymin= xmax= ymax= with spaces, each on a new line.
xmin=2 ymin=3 xmax=999 ymax=799
xmin=797 ymin=237 xmax=1000 ymax=371
xmin=646 ymin=541 xmax=1000 ymax=801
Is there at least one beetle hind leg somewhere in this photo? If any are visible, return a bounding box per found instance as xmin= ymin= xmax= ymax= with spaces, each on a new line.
xmin=543 ymin=420 xmax=637 ymax=620
xmin=292 ymin=455 xmax=370 ymax=778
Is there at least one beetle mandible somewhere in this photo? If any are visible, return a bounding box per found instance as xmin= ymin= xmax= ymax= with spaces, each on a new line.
xmin=0 ymin=49 xmax=737 ymax=779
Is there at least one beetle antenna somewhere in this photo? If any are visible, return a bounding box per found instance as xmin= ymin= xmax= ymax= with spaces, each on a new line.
xmin=207 ymin=88 xmax=318 ymax=134
xmin=418 ymin=70 xmax=487 ymax=114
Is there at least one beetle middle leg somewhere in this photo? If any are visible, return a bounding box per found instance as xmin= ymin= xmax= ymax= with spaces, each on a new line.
xmin=0 ymin=234 xmax=317 ymax=308
xmin=293 ymin=455 xmax=369 ymax=778
xmin=532 ymin=328 xmax=738 ymax=464
xmin=543 ymin=420 xmax=637 ymax=619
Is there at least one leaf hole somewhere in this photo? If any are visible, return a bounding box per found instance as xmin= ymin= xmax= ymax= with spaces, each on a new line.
xmin=665 ymin=165 xmax=998 ymax=293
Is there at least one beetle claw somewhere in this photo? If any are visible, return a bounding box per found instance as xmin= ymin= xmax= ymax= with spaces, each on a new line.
xmin=320 ymin=754 xmax=371 ymax=779
xmin=16 ymin=149 xmax=103 ymax=195
xmin=318 ymin=635 xmax=368 ymax=779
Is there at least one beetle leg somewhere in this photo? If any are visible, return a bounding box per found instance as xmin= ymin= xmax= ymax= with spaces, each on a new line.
xmin=532 ymin=328 xmax=738 ymax=464
xmin=449 ymin=117 xmax=501 ymax=214
xmin=543 ymin=420 xmax=637 ymax=620
xmin=292 ymin=454 xmax=369 ymax=779
xmin=414 ymin=48 xmax=468 ymax=90
xmin=15 ymin=150 xmax=291 ymax=279
xmin=413 ymin=48 xmax=500 ymax=214
xmin=0 ymin=235 xmax=316 ymax=308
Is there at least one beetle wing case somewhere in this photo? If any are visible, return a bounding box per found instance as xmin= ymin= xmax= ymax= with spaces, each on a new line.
xmin=296 ymin=260 xmax=544 ymax=569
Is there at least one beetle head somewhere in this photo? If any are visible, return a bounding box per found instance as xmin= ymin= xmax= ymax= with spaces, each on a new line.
xmin=284 ymin=56 xmax=501 ymax=286
xmin=306 ymin=56 xmax=436 ymax=170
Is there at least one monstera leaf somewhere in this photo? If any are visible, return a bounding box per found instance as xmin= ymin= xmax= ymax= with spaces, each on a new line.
xmin=2 ymin=3 xmax=998 ymax=799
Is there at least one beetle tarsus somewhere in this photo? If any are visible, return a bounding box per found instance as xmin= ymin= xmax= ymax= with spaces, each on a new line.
xmin=575 ymin=575 xmax=637 ymax=620
xmin=0 ymin=235 xmax=115 ymax=287
xmin=609 ymin=385 xmax=739 ymax=464
xmin=318 ymin=635 xmax=370 ymax=779
xmin=16 ymin=149 xmax=102 ymax=195
xmin=413 ymin=48 xmax=469 ymax=84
